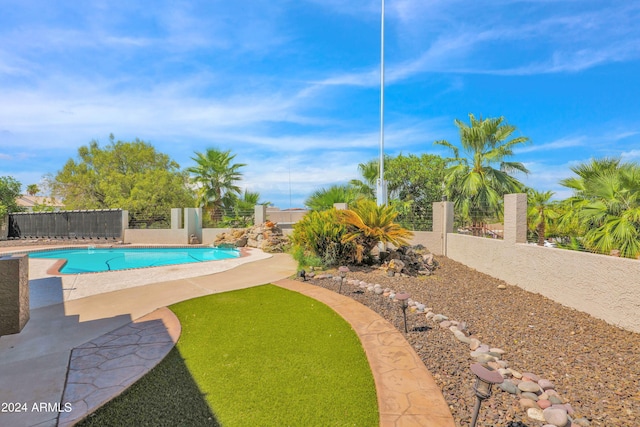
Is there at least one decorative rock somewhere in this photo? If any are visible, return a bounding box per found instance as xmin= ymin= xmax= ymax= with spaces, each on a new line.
xmin=538 ymin=379 xmax=555 ymax=390
xmin=519 ymin=398 xmax=539 ymax=411
xmin=518 ymin=381 xmax=542 ymax=394
xmin=489 ymin=347 xmax=506 ymax=355
xmin=469 ymin=338 xmax=482 ymax=351
xmin=538 ymin=399 xmax=552 ymax=409
xmin=498 ymin=368 xmax=512 ymax=378
xmin=498 ymin=379 xmax=518 ymax=394
xmin=543 ymin=407 xmax=569 ymax=426
xmin=509 ymin=369 xmax=523 ymax=379
xmin=439 ymin=321 xmax=452 ymax=328
xmin=563 ymin=403 xmax=574 ymax=415
xmin=549 ymin=394 xmax=564 ymax=405
xmin=523 ymin=372 xmax=540 ymax=382
xmin=476 ymin=344 xmax=490 ymax=353
xmin=374 ymin=287 xmax=384 ymax=295
xmin=497 ymin=284 xmax=507 ymax=290
xmin=367 ymin=285 xmax=375 ymax=292
xmin=497 ymin=360 xmax=509 ymax=369
xmin=389 ymin=293 xmax=396 ymax=299
xmin=539 ymin=392 xmax=549 ymax=400
xmin=487 ymin=361 xmax=501 ymax=370
xmin=453 ymin=330 xmax=471 ymax=344
xmin=416 ymin=303 xmax=426 ymax=312
xmin=521 ymin=392 xmax=539 ymax=401
xmin=432 ymin=314 xmax=448 ymax=322
xmin=425 ymin=311 xmax=435 ymax=319
xmin=527 ymin=407 xmax=545 ymax=422
xmin=573 ymin=418 xmax=591 ymax=426
xmin=473 ymin=353 xmax=497 ymax=364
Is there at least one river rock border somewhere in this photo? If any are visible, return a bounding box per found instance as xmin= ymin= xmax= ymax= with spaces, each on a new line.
xmin=309 ymin=272 xmax=592 ymax=427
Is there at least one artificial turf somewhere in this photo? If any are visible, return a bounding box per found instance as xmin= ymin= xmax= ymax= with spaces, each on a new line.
xmin=77 ymin=284 xmax=378 ymax=426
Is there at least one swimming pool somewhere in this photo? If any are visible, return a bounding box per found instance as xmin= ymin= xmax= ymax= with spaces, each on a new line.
xmin=30 ymin=247 xmax=241 ymax=274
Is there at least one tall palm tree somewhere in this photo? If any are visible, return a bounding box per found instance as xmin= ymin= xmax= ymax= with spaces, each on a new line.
xmin=435 ymin=114 xmax=530 ymax=234
xmin=527 ymin=189 xmax=559 ymax=246
xmin=186 ymin=148 xmax=246 ymax=220
xmin=349 ymin=160 xmax=379 ymax=199
xmin=560 ymin=158 xmax=640 ymax=258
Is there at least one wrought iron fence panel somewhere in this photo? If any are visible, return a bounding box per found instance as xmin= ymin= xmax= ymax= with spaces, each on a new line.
xmin=8 ymin=210 xmax=123 ymax=240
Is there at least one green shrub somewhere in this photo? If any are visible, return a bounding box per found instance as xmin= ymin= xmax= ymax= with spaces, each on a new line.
xmin=291 ymin=209 xmax=355 ymax=267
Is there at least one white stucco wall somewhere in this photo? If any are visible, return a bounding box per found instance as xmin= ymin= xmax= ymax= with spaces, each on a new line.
xmin=446 ymin=233 xmax=640 ymax=333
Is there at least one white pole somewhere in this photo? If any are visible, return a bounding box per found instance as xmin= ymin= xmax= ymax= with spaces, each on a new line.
xmin=376 ymin=0 xmax=387 ymax=206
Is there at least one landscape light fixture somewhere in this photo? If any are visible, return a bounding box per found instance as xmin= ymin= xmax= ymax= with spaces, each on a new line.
xmin=338 ymin=266 xmax=349 ymax=294
xmin=395 ymin=292 xmax=410 ymax=333
xmin=469 ymin=363 xmax=504 ymax=427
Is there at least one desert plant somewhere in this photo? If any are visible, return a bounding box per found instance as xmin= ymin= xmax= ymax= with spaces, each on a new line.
xmin=341 ymin=199 xmax=413 ymax=262
xmin=291 ymin=209 xmax=356 ymax=266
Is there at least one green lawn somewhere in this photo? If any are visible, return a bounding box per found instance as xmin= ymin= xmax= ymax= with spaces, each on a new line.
xmin=78 ymin=284 xmax=378 ymax=427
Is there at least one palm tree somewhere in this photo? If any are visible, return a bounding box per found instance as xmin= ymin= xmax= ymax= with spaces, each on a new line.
xmin=527 ymin=189 xmax=559 ymax=246
xmin=349 ymin=160 xmax=379 ymax=199
xmin=435 ymin=114 xmax=530 ymax=235
xmin=186 ymin=148 xmax=246 ymax=221
xmin=26 ymin=184 xmax=40 ymax=196
xmin=560 ymin=158 xmax=640 ymax=258
xmin=304 ymin=184 xmax=363 ymax=211
xmin=341 ymin=199 xmax=413 ymax=262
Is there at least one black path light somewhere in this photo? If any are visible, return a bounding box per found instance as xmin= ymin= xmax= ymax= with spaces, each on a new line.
xmin=469 ymin=363 xmax=504 ymax=427
xmin=338 ymin=266 xmax=349 ymax=293
xmin=395 ymin=292 xmax=410 ymax=333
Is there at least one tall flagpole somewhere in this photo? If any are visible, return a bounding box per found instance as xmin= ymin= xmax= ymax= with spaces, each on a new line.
xmin=376 ymin=0 xmax=388 ymax=206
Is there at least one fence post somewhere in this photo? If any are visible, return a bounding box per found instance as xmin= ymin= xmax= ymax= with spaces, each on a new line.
xmin=504 ymin=193 xmax=527 ymax=245
xmin=254 ymin=205 xmax=267 ymax=225
xmin=0 ymin=254 xmax=29 ymax=336
xmin=432 ymin=201 xmax=454 ymax=256
xmin=184 ymin=208 xmax=202 ymax=244
xmin=171 ymin=208 xmax=182 ymax=229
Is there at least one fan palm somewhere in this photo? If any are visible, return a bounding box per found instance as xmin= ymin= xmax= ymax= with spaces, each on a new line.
xmin=305 ymin=184 xmax=363 ymax=211
xmin=435 ymin=114 xmax=530 ymax=235
xmin=349 ymin=160 xmax=379 ymax=199
xmin=187 ymin=148 xmax=246 ymax=220
xmin=527 ymin=189 xmax=560 ymax=246
xmin=561 ymin=160 xmax=640 ymax=258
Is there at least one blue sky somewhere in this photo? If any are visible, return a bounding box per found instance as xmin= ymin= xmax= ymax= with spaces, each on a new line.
xmin=1 ymin=0 xmax=639 ymax=208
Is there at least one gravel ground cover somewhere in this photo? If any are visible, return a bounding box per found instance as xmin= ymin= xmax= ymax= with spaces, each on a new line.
xmin=307 ymin=257 xmax=639 ymax=427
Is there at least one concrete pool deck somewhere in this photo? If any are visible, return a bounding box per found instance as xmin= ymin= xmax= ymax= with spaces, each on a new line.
xmin=0 ymin=246 xmax=455 ymax=427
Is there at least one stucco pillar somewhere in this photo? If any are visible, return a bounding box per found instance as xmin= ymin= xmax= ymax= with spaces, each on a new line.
xmin=0 ymin=254 xmax=29 ymax=335
xmin=254 ymin=205 xmax=267 ymax=225
xmin=504 ymin=193 xmax=527 ymax=245
xmin=432 ymin=201 xmax=454 ymax=256
xmin=171 ymin=208 xmax=182 ymax=229
xmin=184 ymin=208 xmax=202 ymax=244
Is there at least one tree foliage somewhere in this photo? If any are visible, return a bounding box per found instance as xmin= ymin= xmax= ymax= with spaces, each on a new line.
xmin=304 ymin=184 xmax=364 ymax=211
xmin=187 ymin=148 xmax=246 ymax=214
xmin=559 ymin=158 xmax=640 ymax=258
xmin=52 ymin=136 xmax=194 ymax=216
xmin=0 ymin=176 xmax=23 ymax=217
xmin=435 ymin=114 xmax=530 ymax=232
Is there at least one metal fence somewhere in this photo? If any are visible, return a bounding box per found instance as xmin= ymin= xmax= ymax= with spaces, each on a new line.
xmin=202 ymin=207 xmax=255 ymax=228
xmin=8 ymin=210 xmax=123 ymax=240
xmin=395 ymin=203 xmax=433 ymax=232
xmin=454 ymin=205 xmax=504 ymax=239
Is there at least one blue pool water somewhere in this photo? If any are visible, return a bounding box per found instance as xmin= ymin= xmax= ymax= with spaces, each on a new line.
xmin=30 ymin=247 xmax=240 ymax=274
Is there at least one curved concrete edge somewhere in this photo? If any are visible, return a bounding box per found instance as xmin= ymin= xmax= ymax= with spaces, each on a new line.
xmin=274 ymin=279 xmax=455 ymax=427
xmin=57 ymin=307 xmax=181 ymax=427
